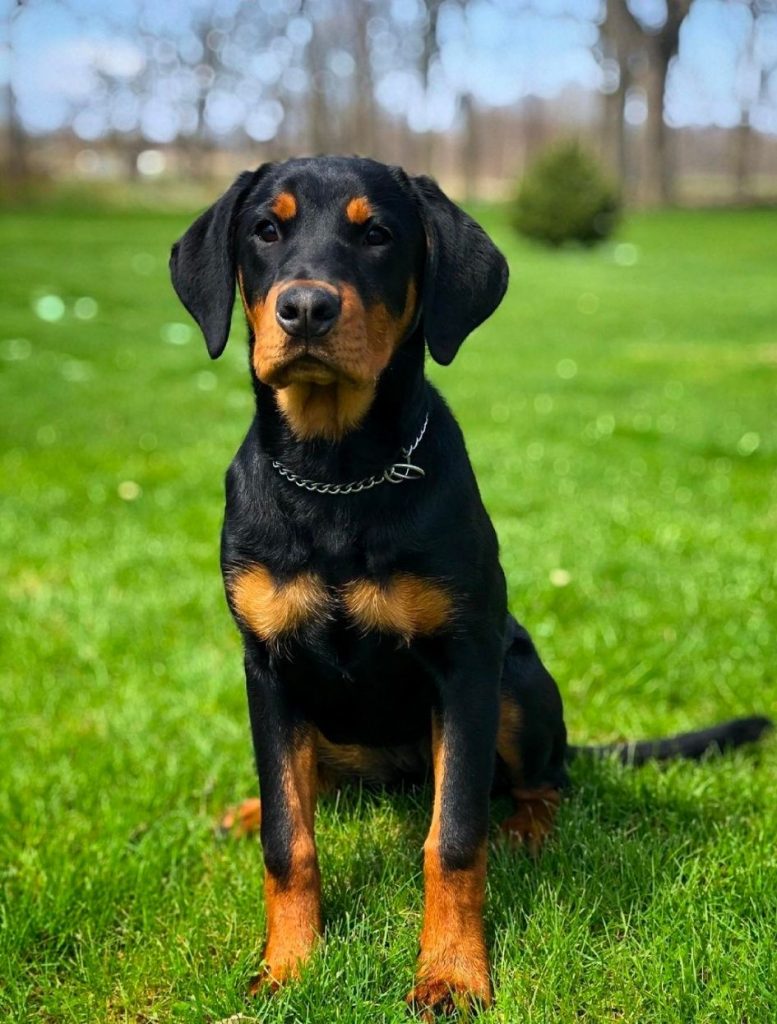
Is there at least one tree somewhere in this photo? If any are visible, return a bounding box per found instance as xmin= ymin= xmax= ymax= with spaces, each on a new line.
xmin=3 ymin=5 xmax=30 ymax=184
xmin=732 ymin=1 xmax=777 ymax=202
xmin=600 ymin=0 xmax=643 ymax=186
xmin=418 ymin=0 xmax=442 ymax=172
xmin=615 ymin=0 xmax=693 ymax=205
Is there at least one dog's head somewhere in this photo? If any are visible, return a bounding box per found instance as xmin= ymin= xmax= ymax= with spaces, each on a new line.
xmin=170 ymin=156 xmax=507 ymax=437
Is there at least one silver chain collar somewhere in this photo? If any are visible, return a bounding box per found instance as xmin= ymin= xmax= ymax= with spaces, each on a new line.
xmin=270 ymin=412 xmax=430 ymax=495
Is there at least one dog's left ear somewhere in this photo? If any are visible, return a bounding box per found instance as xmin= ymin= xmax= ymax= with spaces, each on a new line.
xmin=411 ymin=175 xmax=509 ymax=366
xmin=169 ymin=167 xmax=265 ymax=358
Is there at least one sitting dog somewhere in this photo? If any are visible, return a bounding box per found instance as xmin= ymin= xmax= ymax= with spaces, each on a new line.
xmin=170 ymin=156 xmax=771 ymax=1016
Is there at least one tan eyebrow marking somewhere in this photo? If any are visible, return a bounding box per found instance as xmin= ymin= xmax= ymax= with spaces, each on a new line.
xmin=345 ymin=196 xmax=372 ymax=224
xmin=272 ymin=192 xmax=298 ymax=220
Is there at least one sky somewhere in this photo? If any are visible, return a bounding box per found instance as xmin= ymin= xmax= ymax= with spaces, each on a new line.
xmin=2 ymin=0 xmax=776 ymax=143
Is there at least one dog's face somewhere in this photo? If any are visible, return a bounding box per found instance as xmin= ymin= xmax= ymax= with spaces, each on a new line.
xmin=170 ymin=156 xmax=508 ymax=438
xmin=232 ymin=160 xmax=424 ymax=391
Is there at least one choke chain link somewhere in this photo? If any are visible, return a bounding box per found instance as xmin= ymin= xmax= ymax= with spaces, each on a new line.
xmin=270 ymin=412 xmax=429 ymax=495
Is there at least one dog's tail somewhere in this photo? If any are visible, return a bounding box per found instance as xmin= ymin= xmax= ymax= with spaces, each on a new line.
xmin=567 ymin=715 xmax=773 ymax=766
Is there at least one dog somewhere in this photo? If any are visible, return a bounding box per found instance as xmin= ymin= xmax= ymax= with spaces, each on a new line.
xmin=170 ymin=155 xmax=771 ymax=1017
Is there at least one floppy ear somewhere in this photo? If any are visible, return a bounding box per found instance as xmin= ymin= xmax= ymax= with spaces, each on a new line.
xmin=411 ymin=175 xmax=509 ymax=366
xmin=169 ymin=168 xmax=263 ymax=358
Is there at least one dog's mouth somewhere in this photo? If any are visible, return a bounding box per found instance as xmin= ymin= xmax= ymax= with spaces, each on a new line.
xmin=266 ymin=351 xmax=347 ymax=389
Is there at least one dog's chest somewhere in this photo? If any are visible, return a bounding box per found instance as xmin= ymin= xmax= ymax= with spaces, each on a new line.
xmin=227 ymin=561 xmax=453 ymax=648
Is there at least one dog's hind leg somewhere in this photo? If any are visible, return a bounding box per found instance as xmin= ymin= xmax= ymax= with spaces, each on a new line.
xmin=495 ymin=616 xmax=568 ymax=853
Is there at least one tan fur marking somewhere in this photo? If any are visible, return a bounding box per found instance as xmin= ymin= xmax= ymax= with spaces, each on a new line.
xmin=242 ymin=275 xmax=417 ymax=440
xmin=271 ymin=191 xmax=298 ymax=220
xmin=228 ymin=564 xmax=331 ymax=643
xmin=275 ymin=280 xmax=417 ymax=440
xmin=408 ymin=716 xmax=492 ymax=1015
xmin=495 ymin=697 xmax=559 ymax=854
xmin=500 ymin=785 xmax=560 ymax=857
xmin=274 ymin=380 xmax=375 ymax=441
xmin=345 ymin=196 xmax=372 ymax=224
xmin=254 ymin=729 xmax=321 ymax=992
xmin=496 ymin=695 xmax=523 ymax=787
xmin=343 ymin=573 xmax=453 ymax=642
xmin=237 ymin=268 xmax=248 ymax=307
xmin=246 ymin=284 xmax=288 ymax=384
xmin=220 ymin=796 xmax=261 ymax=837
xmin=316 ymin=735 xmax=428 ymax=788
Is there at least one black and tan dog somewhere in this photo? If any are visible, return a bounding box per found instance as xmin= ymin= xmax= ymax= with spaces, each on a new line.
xmin=170 ymin=156 xmax=770 ymax=1016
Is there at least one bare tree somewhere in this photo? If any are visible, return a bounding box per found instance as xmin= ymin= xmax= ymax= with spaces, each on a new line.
xmin=303 ymin=0 xmax=331 ymax=154
xmin=351 ymin=0 xmax=376 ymax=155
xmin=600 ymin=0 xmax=643 ymax=186
xmin=614 ymin=0 xmax=692 ymax=204
xmin=3 ymin=79 xmax=28 ymax=183
xmin=418 ymin=0 xmax=442 ymax=173
xmin=732 ymin=1 xmax=777 ymax=202
xmin=460 ymin=91 xmax=479 ymax=200
xmin=3 ymin=5 xmax=31 ymax=182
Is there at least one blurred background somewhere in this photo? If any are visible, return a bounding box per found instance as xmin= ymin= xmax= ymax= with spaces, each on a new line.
xmin=3 ymin=0 xmax=777 ymax=205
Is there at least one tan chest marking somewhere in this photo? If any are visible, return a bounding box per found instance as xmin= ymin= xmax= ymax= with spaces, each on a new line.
xmin=229 ymin=566 xmax=452 ymax=645
xmin=342 ymin=574 xmax=453 ymax=642
xmin=228 ymin=565 xmax=331 ymax=642
xmin=274 ymin=378 xmax=375 ymax=442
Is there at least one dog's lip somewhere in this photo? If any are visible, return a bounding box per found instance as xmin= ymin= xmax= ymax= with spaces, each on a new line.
xmin=270 ymin=350 xmax=345 ymax=387
xmin=292 ymin=353 xmax=332 ymax=370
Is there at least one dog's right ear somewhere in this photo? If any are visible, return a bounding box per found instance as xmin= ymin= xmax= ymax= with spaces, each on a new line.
xmin=169 ymin=168 xmax=265 ymax=358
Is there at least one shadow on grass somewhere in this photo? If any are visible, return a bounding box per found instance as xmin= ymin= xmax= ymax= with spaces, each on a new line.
xmin=307 ymin=744 xmax=770 ymax=943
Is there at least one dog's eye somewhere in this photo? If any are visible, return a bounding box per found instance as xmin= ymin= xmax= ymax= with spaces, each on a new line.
xmin=256 ymin=220 xmax=279 ymax=243
xmin=364 ymin=225 xmax=391 ymax=247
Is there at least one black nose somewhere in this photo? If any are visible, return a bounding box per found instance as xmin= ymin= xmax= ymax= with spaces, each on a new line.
xmin=275 ymin=284 xmax=341 ymax=339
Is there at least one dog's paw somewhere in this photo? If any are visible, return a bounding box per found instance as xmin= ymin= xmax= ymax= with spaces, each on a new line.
xmin=248 ymin=934 xmax=318 ymax=997
xmin=248 ymin=965 xmax=281 ymax=997
xmin=499 ymin=812 xmax=550 ymax=857
xmin=406 ymin=972 xmax=491 ymax=1020
xmin=499 ymin=786 xmax=560 ymax=857
xmin=218 ymin=797 xmax=262 ymax=838
xmin=247 ymin=956 xmax=300 ymax=997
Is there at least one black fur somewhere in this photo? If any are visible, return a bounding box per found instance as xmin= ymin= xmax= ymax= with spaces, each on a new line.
xmin=568 ymin=715 xmax=773 ymax=767
xmin=170 ymin=167 xmax=263 ymax=357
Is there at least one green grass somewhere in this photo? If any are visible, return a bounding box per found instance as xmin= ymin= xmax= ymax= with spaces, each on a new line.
xmin=1 ymin=201 xmax=775 ymax=1023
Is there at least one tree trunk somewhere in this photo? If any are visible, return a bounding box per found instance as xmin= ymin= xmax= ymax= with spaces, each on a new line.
xmin=643 ymin=52 xmax=673 ymax=205
xmin=602 ymin=74 xmax=629 ymax=184
xmin=522 ymin=95 xmax=547 ymax=169
xmin=418 ymin=0 xmax=442 ymax=174
xmin=4 ymin=81 xmax=29 ymax=182
xmin=351 ymin=0 xmax=374 ymax=155
xmin=619 ymin=0 xmax=690 ymax=205
xmin=304 ymin=4 xmax=330 ymax=155
xmin=460 ymin=93 xmax=478 ymax=202
xmin=733 ymin=119 xmax=755 ymax=204
xmin=600 ymin=0 xmax=641 ymax=186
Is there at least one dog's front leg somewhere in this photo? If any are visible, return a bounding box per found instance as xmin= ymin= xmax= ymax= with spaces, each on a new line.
xmin=243 ymin=642 xmax=321 ymax=992
xmin=408 ymin=648 xmax=500 ymax=1017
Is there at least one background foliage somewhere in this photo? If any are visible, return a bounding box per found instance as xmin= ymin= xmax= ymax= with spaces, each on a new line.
xmin=512 ymin=140 xmax=621 ymax=246
xmin=5 ymin=0 xmax=777 ymax=206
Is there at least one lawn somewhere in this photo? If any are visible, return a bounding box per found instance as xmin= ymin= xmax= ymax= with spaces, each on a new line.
xmin=1 ymin=198 xmax=775 ymax=1023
